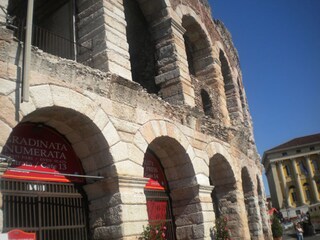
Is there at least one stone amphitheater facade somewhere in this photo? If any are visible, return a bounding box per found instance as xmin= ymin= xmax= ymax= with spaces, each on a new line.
xmin=0 ymin=0 xmax=271 ymax=239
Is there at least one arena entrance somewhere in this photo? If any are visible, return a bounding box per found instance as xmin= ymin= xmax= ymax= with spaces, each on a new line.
xmin=1 ymin=123 xmax=89 ymax=240
xmin=143 ymin=150 xmax=176 ymax=240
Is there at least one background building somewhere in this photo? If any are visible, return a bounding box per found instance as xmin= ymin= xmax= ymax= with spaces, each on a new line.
xmin=263 ymin=134 xmax=320 ymax=218
xmin=0 ymin=0 xmax=271 ymax=239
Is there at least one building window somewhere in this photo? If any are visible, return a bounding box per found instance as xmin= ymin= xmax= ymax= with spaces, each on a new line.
xmin=305 ymin=189 xmax=311 ymax=200
xmin=310 ymin=146 xmax=315 ymax=151
xmin=291 ymin=192 xmax=297 ymax=202
xmin=282 ymin=152 xmax=288 ymax=156
xmin=201 ymin=89 xmax=213 ymax=117
xmin=312 ymin=159 xmax=319 ymax=172
xmin=299 ymin=162 xmax=308 ymax=176
xmin=285 ymin=165 xmax=291 ymax=177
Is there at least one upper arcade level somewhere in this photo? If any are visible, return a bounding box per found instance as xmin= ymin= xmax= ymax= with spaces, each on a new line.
xmin=0 ymin=0 xmax=256 ymax=158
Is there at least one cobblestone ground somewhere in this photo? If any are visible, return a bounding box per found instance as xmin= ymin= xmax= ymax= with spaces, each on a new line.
xmin=283 ymin=228 xmax=320 ymax=240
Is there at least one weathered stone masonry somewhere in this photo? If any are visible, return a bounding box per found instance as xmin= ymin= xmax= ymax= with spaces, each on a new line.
xmin=0 ymin=0 xmax=271 ymax=239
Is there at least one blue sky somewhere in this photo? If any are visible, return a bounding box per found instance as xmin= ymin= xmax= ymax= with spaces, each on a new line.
xmin=209 ymin=0 xmax=320 ymax=195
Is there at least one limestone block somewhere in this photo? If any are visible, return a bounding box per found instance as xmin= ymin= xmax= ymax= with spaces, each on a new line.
xmin=106 ymin=51 xmax=130 ymax=73
xmin=0 ymin=120 xmax=11 ymax=147
xmin=105 ymin=31 xmax=129 ymax=51
xmin=93 ymin=108 xmax=109 ymax=130
xmin=150 ymin=120 xmax=163 ymax=137
xmin=175 ymin=211 xmax=204 ymax=226
xmin=0 ymin=95 xmax=18 ymax=127
xmin=108 ymin=61 xmax=132 ymax=80
xmin=133 ymin=131 xmax=148 ymax=153
xmin=139 ymin=123 xmax=156 ymax=144
xmin=193 ymin=224 xmax=206 ymax=239
xmin=93 ymin=225 xmax=122 ymax=240
xmin=78 ymin=14 xmax=105 ymax=39
xmin=135 ymin=109 xmax=151 ymax=125
xmin=186 ymin=144 xmax=196 ymax=161
xmin=72 ymin=141 xmax=91 ymax=159
xmin=0 ymin=78 xmax=16 ymax=95
xmin=115 ymin=160 xmax=143 ymax=176
xmin=30 ymin=85 xmax=54 ymax=108
xmin=195 ymin=173 xmax=210 ymax=186
xmin=45 ymin=119 xmax=73 ymax=135
xmin=109 ymin=141 xmax=130 ymax=162
xmin=175 ymin=225 xmax=194 ymax=239
xmin=121 ymin=204 xmax=148 ymax=222
xmin=105 ymin=18 xmax=127 ymax=36
xmin=103 ymin=0 xmax=125 ymax=19
xmin=85 ymin=134 xmax=109 ymax=154
xmin=77 ymin=1 xmax=103 ymax=20
xmin=104 ymin=40 xmax=129 ymax=59
xmin=122 ymin=221 xmax=147 ymax=237
xmin=126 ymin=144 xmax=144 ymax=165
xmin=65 ymin=130 xmax=83 ymax=144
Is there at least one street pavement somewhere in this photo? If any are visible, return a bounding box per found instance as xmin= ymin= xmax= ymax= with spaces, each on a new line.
xmin=283 ymin=228 xmax=320 ymax=240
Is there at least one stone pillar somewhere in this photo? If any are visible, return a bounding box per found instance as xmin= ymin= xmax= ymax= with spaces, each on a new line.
xmin=153 ymin=18 xmax=195 ymax=107
xmin=84 ymin=176 xmax=148 ymax=240
xmin=77 ymin=0 xmax=132 ymax=80
xmin=276 ymin=161 xmax=290 ymax=207
xmin=258 ymin=193 xmax=273 ymax=240
xmin=269 ymin=163 xmax=283 ymax=209
xmin=198 ymin=185 xmax=215 ymax=240
xmin=0 ymin=0 xmax=8 ymax=25
xmin=205 ymin=60 xmax=228 ymax=125
xmin=306 ymin=156 xmax=320 ymax=203
xmin=291 ymin=159 xmax=306 ymax=205
xmin=245 ymin=193 xmax=264 ymax=240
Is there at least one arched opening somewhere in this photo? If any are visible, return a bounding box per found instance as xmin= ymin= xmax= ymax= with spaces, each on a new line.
xmin=123 ymin=0 xmax=158 ymax=94
xmin=182 ymin=15 xmax=213 ymax=78
xmin=257 ymin=176 xmax=271 ymax=238
xmin=143 ymin=149 xmax=175 ymax=240
xmin=0 ymin=106 xmax=118 ymax=239
xmin=209 ymin=154 xmax=239 ymax=237
xmin=200 ymin=89 xmax=213 ymax=117
xmin=146 ymin=136 xmax=200 ymax=239
xmin=241 ymin=168 xmax=257 ymax=238
xmin=289 ymin=186 xmax=297 ymax=207
xmin=303 ymin=183 xmax=311 ymax=203
xmin=219 ymin=50 xmax=235 ymax=121
xmin=1 ymin=122 xmax=89 ymax=239
xmin=7 ymin=0 xmax=77 ymax=60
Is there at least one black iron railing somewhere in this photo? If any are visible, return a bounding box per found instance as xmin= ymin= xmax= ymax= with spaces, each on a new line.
xmin=10 ymin=18 xmax=92 ymax=61
xmin=1 ymin=178 xmax=89 ymax=240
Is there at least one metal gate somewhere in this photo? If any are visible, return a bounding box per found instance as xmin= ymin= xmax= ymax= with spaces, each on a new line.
xmin=145 ymin=189 xmax=176 ymax=240
xmin=1 ymin=179 xmax=88 ymax=240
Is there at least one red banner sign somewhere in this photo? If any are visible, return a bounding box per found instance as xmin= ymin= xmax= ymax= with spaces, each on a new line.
xmin=144 ymin=151 xmax=167 ymax=190
xmin=2 ymin=123 xmax=84 ymax=183
xmin=147 ymin=200 xmax=167 ymax=221
xmin=8 ymin=229 xmax=36 ymax=240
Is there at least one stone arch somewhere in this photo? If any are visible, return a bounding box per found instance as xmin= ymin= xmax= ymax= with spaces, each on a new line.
xmin=15 ymin=106 xmax=114 ymax=178
xmin=0 ymin=84 xmax=136 ymax=239
xmin=1 ymin=84 xmax=117 ymax=170
xmin=206 ymin=141 xmax=250 ymax=239
xmin=242 ymin=167 xmax=262 ymax=239
xmin=133 ymin=120 xmax=207 ymax=239
xmin=210 ymin=153 xmax=236 ymax=215
xmin=123 ymin=0 xmax=158 ymax=94
xmin=181 ymin=15 xmax=213 ymax=78
xmin=257 ymin=175 xmax=272 ymax=239
xmin=218 ymin=49 xmax=243 ymax=125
